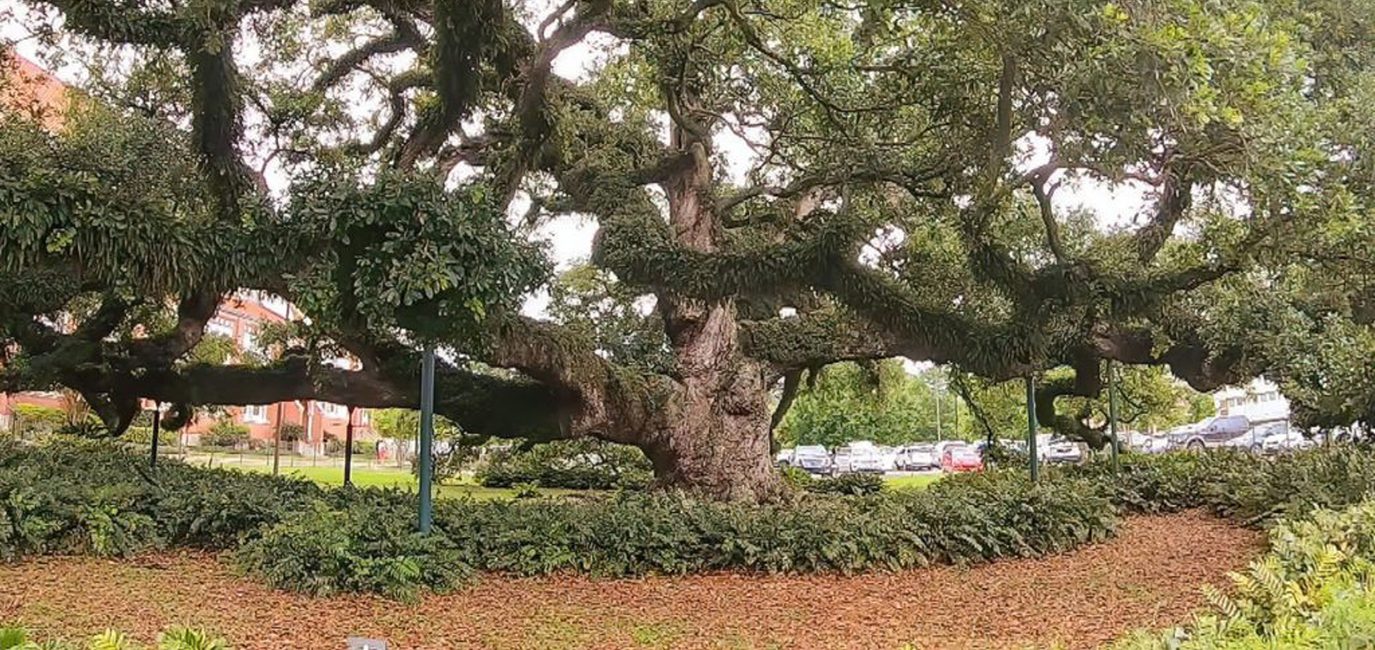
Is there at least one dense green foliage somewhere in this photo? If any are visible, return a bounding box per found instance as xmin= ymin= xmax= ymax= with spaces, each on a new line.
xmin=199 ymin=421 xmax=248 ymax=449
xmin=1115 ymin=500 xmax=1375 ymax=649
xmin=237 ymin=497 xmax=469 ymax=601
xmin=9 ymin=441 xmax=1375 ymax=599
xmin=1068 ymin=447 xmax=1375 ymax=524
xmin=475 ymin=439 xmax=653 ymax=490
xmin=805 ymin=473 xmax=886 ymax=497
xmin=779 ymin=362 xmax=955 ymax=447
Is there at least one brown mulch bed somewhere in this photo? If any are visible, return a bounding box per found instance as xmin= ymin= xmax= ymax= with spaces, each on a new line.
xmin=2 ymin=511 xmax=1260 ymax=650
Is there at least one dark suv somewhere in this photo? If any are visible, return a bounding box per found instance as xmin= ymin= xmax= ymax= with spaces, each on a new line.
xmin=1171 ymin=415 xmax=1252 ymax=450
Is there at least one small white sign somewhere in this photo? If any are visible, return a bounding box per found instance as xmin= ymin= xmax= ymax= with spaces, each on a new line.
xmin=347 ymin=637 xmax=388 ymax=650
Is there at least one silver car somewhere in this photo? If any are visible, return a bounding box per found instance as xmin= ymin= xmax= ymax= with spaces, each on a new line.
xmin=896 ymin=443 xmax=938 ymax=471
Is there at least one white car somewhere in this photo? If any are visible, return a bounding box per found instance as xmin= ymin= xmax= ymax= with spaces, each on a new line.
xmin=831 ymin=441 xmax=886 ymax=475
xmin=782 ymin=445 xmax=832 ymax=474
xmin=1262 ymin=431 xmax=1315 ymax=454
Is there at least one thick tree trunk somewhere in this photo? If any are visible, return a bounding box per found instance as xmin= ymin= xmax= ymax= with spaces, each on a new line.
xmin=630 ymin=130 xmax=785 ymax=501
xmin=639 ymin=347 xmax=783 ymax=502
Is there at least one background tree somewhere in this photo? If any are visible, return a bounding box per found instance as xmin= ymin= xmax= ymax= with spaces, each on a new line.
xmin=0 ymin=0 xmax=1371 ymax=501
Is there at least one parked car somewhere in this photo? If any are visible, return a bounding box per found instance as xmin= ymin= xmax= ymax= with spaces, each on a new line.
xmin=1137 ymin=434 xmax=1173 ymax=454
xmin=877 ymin=446 xmax=900 ymax=472
xmin=774 ymin=448 xmax=794 ymax=466
xmin=1042 ymin=436 xmax=1085 ymax=464
xmin=895 ymin=443 xmax=939 ymax=471
xmin=1124 ymin=432 xmax=1170 ymax=454
xmin=831 ymin=441 xmax=887 ymax=475
xmin=941 ymin=445 xmax=984 ymax=473
xmin=781 ymin=445 xmax=832 ymax=474
xmin=1262 ymin=430 xmax=1315 ymax=455
xmin=933 ymin=440 xmax=970 ymax=459
xmin=1170 ymin=415 xmax=1252 ymax=450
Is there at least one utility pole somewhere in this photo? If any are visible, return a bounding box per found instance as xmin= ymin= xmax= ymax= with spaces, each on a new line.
xmin=418 ymin=345 xmax=436 ymax=534
xmin=1026 ymin=376 xmax=1040 ymax=482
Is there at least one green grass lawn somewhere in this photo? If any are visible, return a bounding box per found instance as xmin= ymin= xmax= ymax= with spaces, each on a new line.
xmin=185 ymin=452 xmax=589 ymax=500
xmin=885 ymin=473 xmax=944 ymax=490
xmin=183 ymin=451 xmax=939 ymax=498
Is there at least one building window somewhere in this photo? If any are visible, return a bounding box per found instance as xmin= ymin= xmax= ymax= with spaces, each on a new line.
xmin=243 ymin=404 xmax=269 ymax=424
xmin=207 ymin=317 xmax=234 ymax=337
xmin=240 ymin=327 xmax=258 ymax=353
xmin=319 ymin=402 xmax=347 ymax=419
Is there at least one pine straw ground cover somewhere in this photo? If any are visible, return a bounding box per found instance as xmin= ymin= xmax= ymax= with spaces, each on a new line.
xmin=2 ymin=511 xmax=1258 ymax=650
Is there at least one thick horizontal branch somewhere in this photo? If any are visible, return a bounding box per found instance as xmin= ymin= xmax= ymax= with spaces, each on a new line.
xmin=128 ymin=357 xmax=566 ymax=441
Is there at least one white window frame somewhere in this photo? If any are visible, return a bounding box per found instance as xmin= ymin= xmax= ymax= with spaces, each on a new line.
xmin=242 ymin=404 xmax=269 ymax=424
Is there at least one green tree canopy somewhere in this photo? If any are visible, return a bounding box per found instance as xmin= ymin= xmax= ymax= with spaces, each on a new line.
xmin=1 ymin=0 xmax=1372 ymax=500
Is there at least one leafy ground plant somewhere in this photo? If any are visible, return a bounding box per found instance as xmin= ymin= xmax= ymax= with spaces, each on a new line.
xmin=0 ymin=627 xmax=228 ymax=650
xmin=1112 ymin=500 xmax=1375 ymax=649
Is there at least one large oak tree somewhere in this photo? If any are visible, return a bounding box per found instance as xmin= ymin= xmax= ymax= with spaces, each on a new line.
xmin=1 ymin=0 xmax=1372 ymax=500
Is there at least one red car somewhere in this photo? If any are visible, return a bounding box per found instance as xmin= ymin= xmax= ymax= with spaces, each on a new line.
xmin=941 ymin=446 xmax=984 ymax=473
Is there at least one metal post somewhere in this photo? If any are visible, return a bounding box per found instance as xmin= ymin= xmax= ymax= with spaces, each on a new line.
xmin=1026 ymin=376 xmax=1040 ymax=482
xmin=149 ymin=402 xmax=161 ymax=469
xmin=418 ymin=345 xmax=436 ymax=534
xmin=272 ymin=402 xmax=283 ymax=476
xmin=1107 ymin=361 xmax=1121 ymax=473
xmin=344 ymin=406 xmax=356 ymax=487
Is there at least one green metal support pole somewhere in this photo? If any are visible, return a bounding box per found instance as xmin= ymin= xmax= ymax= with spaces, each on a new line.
xmin=343 ymin=406 xmax=355 ymax=487
xmin=1026 ymin=376 xmax=1040 ymax=482
xmin=418 ymin=345 xmax=436 ymax=534
xmin=149 ymin=402 xmax=161 ymax=469
xmin=1107 ymin=361 xmax=1121 ymax=473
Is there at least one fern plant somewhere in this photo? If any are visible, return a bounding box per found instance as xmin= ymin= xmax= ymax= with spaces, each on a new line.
xmin=156 ymin=628 xmax=228 ymax=650
xmin=86 ymin=631 xmax=136 ymax=650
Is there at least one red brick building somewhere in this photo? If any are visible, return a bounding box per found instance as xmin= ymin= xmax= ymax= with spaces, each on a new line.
xmin=0 ymin=51 xmax=374 ymax=450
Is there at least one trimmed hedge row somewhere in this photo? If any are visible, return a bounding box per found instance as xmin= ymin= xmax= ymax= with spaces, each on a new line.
xmin=474 ymin=439 xmax=652 ymax=490
xmin=5 ymin=441 xmax=1375 ymax=599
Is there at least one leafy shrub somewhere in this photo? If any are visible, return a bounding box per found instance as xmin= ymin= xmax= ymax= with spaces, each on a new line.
xmin=778 ymin=465 xmax=815 ymax=489
xmin=324 ymin=436 xmax=367 ymax=456
xmin=277 ymin=424 xmax=304 ymax=443
xmin=123 ymin=426 xmax=179 ymax=449
xmin=236 ymin=497 xmax=470 ymax=600
xmin=0 ymin=625 xmax=229 ymax=650
xmin=1070 ymin=447 xmax=1375 ymax=524
xmin=476 ymin=439 xmax=652 ymax=490
xmin=9 ymin=405 xmax=66 ymax=438
xmin=198 ymin=421 xmax=249 ymax=449
xmin=805 ymin=473 xmax=884 ymax=496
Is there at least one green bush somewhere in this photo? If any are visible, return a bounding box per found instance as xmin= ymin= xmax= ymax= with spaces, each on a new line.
xmin=236 ymin=497 xmax=470 ymax=600
xmin=476 ymin=439 xmax=652 ymax=490
xmin=277 ymin=423 xmax=304 ymax=443
xmin=805 ymin=473 xmax=884 ymax=496
xmin=9 ymin=405 xmax=66 ymax=439
xmin=778 ymin=465 xmax=815 ymax=489
xmin=199 ymin=421 xmax=248 ymax=449
xmin=1069 ymin=447 xmax=1375 ymax=524
xmin=123 ymin=426 xmax=179 ymax=448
